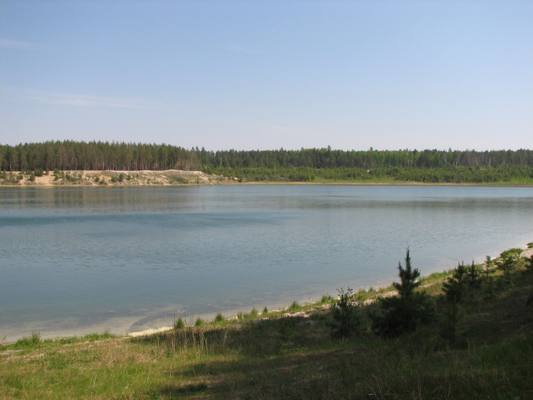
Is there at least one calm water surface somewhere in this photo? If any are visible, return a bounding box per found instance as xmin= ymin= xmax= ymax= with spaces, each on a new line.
xmin=1 ymin=185 xmax=532 ymax=340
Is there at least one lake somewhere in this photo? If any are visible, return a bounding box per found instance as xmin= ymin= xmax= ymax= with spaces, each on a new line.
xmin=1 ymin=185 xmax=532 ymax=341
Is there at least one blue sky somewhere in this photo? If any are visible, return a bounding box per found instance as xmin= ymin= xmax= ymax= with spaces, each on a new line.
xmin=1 ymin=0 xmax=532 ymax=150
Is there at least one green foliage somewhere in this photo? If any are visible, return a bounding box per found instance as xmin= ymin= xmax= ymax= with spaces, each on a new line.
xmin=528 ymin=242 xmax=533 ymax=249
xmin=320 ymin=294 xmax=333 ymax=304
xmin=372 ymin=250 xmax=434 ymax=337
xmin=194 ymin=318 xmax=204 ymax=327
xmin=214 ymin=313 xmax=225 ymax=323
xmin=2 ymin=142 xmax=533 ymax=184
xmin=174 ymin=318 xmax=185 ymax=330
xmin=442 ymin=263 xmax=469 ymax=303
xmin=13 ymin=333 xmax=41 ymax=349
xmin=2 ymin=246 xmax=533 ymax=399
xmin=525 ymin=256 xmax=533 ymax=271
xmin=288 ymin=301 xmax=302 ymax=312
xmin=467 ymin=261 xmax=482 ymax=289
xmin=393 ymin=250 xmax=420 ymax=298
xmin=249 ymin=308 xmax=258 ymax=319
xmin=485 ymin=255 xmax=494 ymax=278
xmin=262 ymin=306 xmax=268 ymax=314
xmin=328 ymin=288 xmax=361 ymax=338
xmin=498 ymin=248 xmax=523 ymax=277
xmin=441 ymin=263 xmax=470 ymax=344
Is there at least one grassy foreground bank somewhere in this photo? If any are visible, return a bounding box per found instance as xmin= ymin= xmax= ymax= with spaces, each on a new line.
xmin=1 ymin=248 xmax=533 ymax=399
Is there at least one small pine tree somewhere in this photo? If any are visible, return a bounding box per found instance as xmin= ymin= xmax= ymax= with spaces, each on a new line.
xmin=329 ymin=288 xmax=361 ymax=338
xmin=249 ymin=308 xmax=258 ymax=319
xmin=442 ymin=263 xmax=468 ymax=303
xmin=484 ymin=256 xmax=493 ymax=279
xmin=393 ymin=249 xmax=420 ymax=299
xmin=467 ymin=261 xmax=482 ymax=289
xmin=288 ymin=301 xmax=301 ymax=312
xmin=262 ymin=306 xmax=268 ymax=314
xmin=371 ymin=250 xmax=434 ymax=337
xmin=174 ymin=318 xmax=185 ymax=330
xmin=441 ymin=263 xmax=468 ymax=344
xmin=497 ymin=248 xmax=522 ymax=280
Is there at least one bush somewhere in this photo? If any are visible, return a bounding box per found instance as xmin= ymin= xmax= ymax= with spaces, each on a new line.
xmin=329 ymin=288 xmax=361 ymax=338
xmin=288 ymin=301 xmax=302 ymax=312
xmin=214 ymin=313 xmax=225 ymax=323
xmin=174 ymin=318 xmax=185 ymax=330
xmin=14 ymin=333 xmax=41 ymax=349
xmin=498 ymin=248 xmax=522 ymax=278
xmin=525 ymin=256 xmax=533 ymax=271
xmin=441 ymin=263 xmax=469 ymax=344
xmin=467 ymin=261 xmax=482 ymax=289
xmin=484 ymin=256 xmax=494 ymax=279
xmin=262 ymin=306 xmax=268 ymax=314
xmin=371 ymin=250 xmax=434 ymax=337
xmin=194 ymin=318 xmax=204 ymax=327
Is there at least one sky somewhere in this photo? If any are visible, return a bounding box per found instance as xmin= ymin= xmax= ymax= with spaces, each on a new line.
xmin=1 ymin=0 xmax=533 ymax=150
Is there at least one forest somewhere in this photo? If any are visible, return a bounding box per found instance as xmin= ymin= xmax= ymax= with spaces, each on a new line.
xmin=1 ymin=141 xmax=533 ymax=183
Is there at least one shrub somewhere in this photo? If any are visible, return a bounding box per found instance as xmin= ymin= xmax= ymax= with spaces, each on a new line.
xmin=320 ymin=294 xmax=333 ymax=304
xmin=498 ymin=248 xmax=522 ymax=278
xmin=371 ymin=250 xmax=434 ymax=337
xmin=194 ymin=318 xmax=204 ymax=327
xmin=214 ymin=313 xmax=225 ymax=323
xmin=14 ymin=333 xmax=41 ymax=349
xmin=484 ymin=256 xmax=494 ymax=278
xmin=249 ymin=308 xmax=258 ymax=319
xmin=288 ymin=301 xmax=302 ymax=312
xmin=329 ymin=288 xmax=361 ymax=338
xmin=467 ymin=261 xmax=482 ymax=289
xmin=443 ymin=263 xmax=469 ymax=303
xmin=174 ymin=318 xmax=185 ymax=330
xmin=525 ymin=256 xmax=533 ymax=271
xmin=441 ymin=263 xmax=469 ymax=344
xmin=262 ymin=306 xmax=268 ymax=314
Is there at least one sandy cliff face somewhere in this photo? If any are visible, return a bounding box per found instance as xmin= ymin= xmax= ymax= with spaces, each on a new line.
xmin=0 ymin=170 xmax=230 ymax=186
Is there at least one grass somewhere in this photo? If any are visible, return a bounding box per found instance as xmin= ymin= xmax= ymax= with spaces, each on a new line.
xmin=1 ymin=252 xmax=533 ymax=399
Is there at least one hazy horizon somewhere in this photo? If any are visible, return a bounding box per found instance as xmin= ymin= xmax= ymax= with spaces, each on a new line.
xmin=1 ymin=1 xmax=533 ymax=150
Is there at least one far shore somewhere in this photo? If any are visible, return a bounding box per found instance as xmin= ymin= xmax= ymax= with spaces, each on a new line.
xmin=2 ymin=169 xmax=533 ymax=188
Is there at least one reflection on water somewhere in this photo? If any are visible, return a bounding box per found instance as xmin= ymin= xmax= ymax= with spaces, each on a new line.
xmin=0 ymin=185 xmax=532 ymax=340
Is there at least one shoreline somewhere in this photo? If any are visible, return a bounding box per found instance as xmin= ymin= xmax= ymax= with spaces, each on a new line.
xmin=2 ymin=169 xmax=533 ymax=188
xmin=3 ymin=238 xmax=531 ymax=344
xmin=3 ymin=181 xmax=533 ymax=189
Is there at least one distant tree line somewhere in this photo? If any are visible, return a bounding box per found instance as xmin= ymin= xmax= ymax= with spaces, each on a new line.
xmin=2 ymin=141 xmax=533 ymax=183
xmin=0 ymin=141 xmax=199 ymax=171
